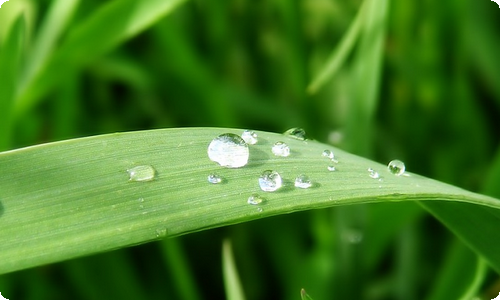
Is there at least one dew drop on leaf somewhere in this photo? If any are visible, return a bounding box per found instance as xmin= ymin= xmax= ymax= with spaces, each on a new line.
xmin=367 ymin=168 xmax=380 ymax=179
xmin=247 ymin=193 xmax=264 ymax=205
xmin=272 ymin=141 xmax=290 ymax=157
xmin=259 ymin=170 xmax=282 ymax=192
xmin=294 ymin=174 xmax=312 ymax=189
xmin=327 ymin=165 xmax=336 ymax=172
xmin=322 ymin=149 xmax=334 ymax=159
xmin=241 ymin=130 xmax=258 ymax=145
xmin=283 ymin=127 xmax=308 ymax=140
xmin=207 ymin=133 xmax=249 ymax=168
xmin=388 ymin=159 xmax=406 ymax=176
xmin=207 ymin=173 xmax=223 ymax=184
xmin=127 ymin=165 xmax=156 ymax=182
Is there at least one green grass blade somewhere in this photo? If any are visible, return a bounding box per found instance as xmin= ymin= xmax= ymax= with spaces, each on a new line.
xmin=425 ymin=240 xmax=484 ymax=300
xmin=0 ymin=14 xmax=25 ymax=150
xmin=18 ymin=0 xmax=80 ymax=97
xmin=159 ymin=239 xmax=202 ymax=300
xmin=301 ymin=288 xmax=314 ymax=300
xmin=306 ymin=0 xmax=367 ymax=95
xmin=14 ymin=0 xmax=188 ymax=119
xmin=223 ymin=239 xmax=246 ymax=300
xmin=0 ymin=128 xmax=499 ymax=274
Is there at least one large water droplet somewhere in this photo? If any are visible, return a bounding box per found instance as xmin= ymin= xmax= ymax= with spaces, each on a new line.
xmin=294 ymin=174 xmax=312 ymax=189
xmin=208 ymin=133 xmax=249 ymax=168
xmin=259 ymin=170 xmax=282 ymax=192
xmin=247 ymin=193 xmax=264 ymax=205
xmin=127 ymin=165 xmax=156 ymax=182
xmin=284 ymin=128 xmax=308 ymax=140
xmin=241 ymin=130 xmax=258 ymax=145
xmin=388 ymin=159 xmax=405 ymax=176
xmin=367 ymin=168 xmax=380 ymax=179
xmin=272 ymin=141 xmax=290 ymax=157
xmin=207 ymin=173 xmax=223 ymax=184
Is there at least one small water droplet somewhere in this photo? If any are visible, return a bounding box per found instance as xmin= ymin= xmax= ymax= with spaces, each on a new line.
xmin=127 ymin=165 xmax=156 ymax=182
xmin=322 ymin=150 xmax=334 ymax=159
xmin=327 ymin=165 xmax=336 ymax=171
xmin=241 ymin=130 xmax=258 ymax=145
xmin=259 ymin=170 xmax=282 ymax=192
xmin=207 ymin=133 xmax=249 ymax=168
xmin=155 ymin=228 xmax=167 ymax=238
xmin=256 ymin=207 xmax=263 ymax=212
xmin=272 ymin=141 xmax=290 ymax=157
xmin=388 ymin=159 xmax=405 ymax=176
xmin=367 ymin=168 xmax=380 ymax=179
xmin=294 ymin=174 xmax=312 ymax=189
xmin=247 ymin=193 xmax=264 ymax=205
xmin=207 ymin=173 xmax=223 ymax=184
xmin=283 ymin=127 xmax=308 ymax=140
xmin=343 ymin=229 xmax=363 ymax=244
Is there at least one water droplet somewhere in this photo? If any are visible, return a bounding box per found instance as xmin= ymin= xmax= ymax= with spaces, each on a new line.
xmin=322 ymin=150 xmax=334 ymax=159
xmin=127 ymin=165 xmax=156 ymax=182
xmin=295 ymin=174 xmax=312 ymax=189
xmin=256 ymin=207 xmax=263 ymax=212
xmin=343 ymin=228 xmax=363 ymax=244
xmin=327 ymin=165 xmax=336 ymax=171
xmin=388 ymin=159 xmax=405 ymax=176
xmin=241 ymin=130 xmax=258 ymax=145
xmin=207 ymin=133 xmax=249 ymax=168
xmin=272 ymin=141 xmax=290 ymax=157
xmin=283 ymin=127 xmax=308 ymax=140
xmin=207 ymin=173 xmax=223 ymax=184
xmin=247 ymin=193 xmax=264 ymax=205
xmin=367 ymin=168 xmax=380 ymax=179
xmin=259 ymin=170 xmax=282 ymax=192
xmin=155 ymin=228 xmax=167 ymax=238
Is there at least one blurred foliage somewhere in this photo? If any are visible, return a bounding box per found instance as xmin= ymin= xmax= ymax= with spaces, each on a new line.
xmin=0 ymin=0 xmax=499 ymax=299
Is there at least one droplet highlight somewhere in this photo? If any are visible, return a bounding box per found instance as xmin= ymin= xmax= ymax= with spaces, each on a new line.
xmin=127 ymin=165 xmax=156 ymax=182
xmin=272 ymin=141 xmax=290 ymax=157
xmin=207 ymin=133 xmax=249 ymax=168
xmin=322 ymin=150 xmax=334 ymax=159
xmin=241 ymin=130 xmax=258 ymax=145
xmin=247 ymin=193 xmax=264 ymax=205
xmin=294 ymin=174 xmax=312 ymax=189
xmin=367 ymin=168 xmax=380 ymax=179
xmin=284 ymin=127 xmax=308 ymax=140
xmin=207 ymin=173 xmax=223 ymax=184
xmin=259 ymin=170 xmax=282 ymax=192
xmin=388 ymin=159 xmax=406 ymax=176
xmin=327 ymin=165 xmax=336 ymax=171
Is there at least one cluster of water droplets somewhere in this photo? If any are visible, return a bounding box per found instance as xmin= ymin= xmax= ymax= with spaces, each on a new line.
xmin=321 ymin=149 xmax=338 ymax=171
xmin=203 ymin=128 xmax=409 ymax=213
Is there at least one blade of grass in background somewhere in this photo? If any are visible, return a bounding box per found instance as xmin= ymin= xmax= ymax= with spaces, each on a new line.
xmin=1 ymin=128 xmax=500 ymax=275
xmin=0 ymin=15 xmax=26 ymax=151
xmin=159 ymin=239 xmax=202 ymax=300
xmin=425 ymin=240 xmax=487 ymax=300
xmin=14 ymin=0 xmax=189 ymax=120
xmin=223 ymin=239 xmax=246 ymax=300
xmin=345 ymin=0 xmax=388 ymax=156
xmin=18 ymin=0 xmax=80 ymax=101
xmin=306 ymin=0 xmax=367 ymax=95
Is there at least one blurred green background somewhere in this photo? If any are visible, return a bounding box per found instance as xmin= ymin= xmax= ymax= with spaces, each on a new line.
xmin=0 ymin=0 xmax=499 ymax=299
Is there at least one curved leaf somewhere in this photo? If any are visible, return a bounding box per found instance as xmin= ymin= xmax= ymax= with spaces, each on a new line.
xmin=0 ymin=128 xmax=498 ymax=274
